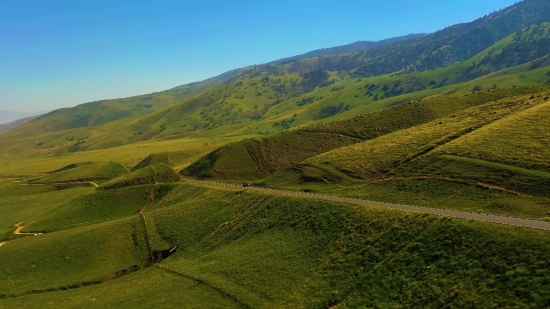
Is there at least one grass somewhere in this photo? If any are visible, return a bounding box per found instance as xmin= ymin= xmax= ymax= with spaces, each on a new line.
xmin=0 ymin=180 xmax=92 ymax=242
xmin=2 ymin=26 xmax=550 ymax=159
xmin=0 ymin=267 xmax=241 ymax=309
xmin=100 ymin=164 xmax=180 ymax=190
xmin=0 ymin=216 xmax=149 ymax=296
xmin=23 ymin=185 xmax=158 ymax=232
xmin=142 ymin=185 xmax=550 ymax=307
xmin=131 ymin=148 xmax=215 ymax=171
xmin=433 ymin=99 xmax=550 ymax=172
xmin=30 ymin=161 xmax=128 ymax=184
xmin=307 ymin=94 xmax=547 ymax=179
xmin=2 ymin=183 xmax=550 ymax=308
xmin=182 ymin=132 xmax=359 ymax=180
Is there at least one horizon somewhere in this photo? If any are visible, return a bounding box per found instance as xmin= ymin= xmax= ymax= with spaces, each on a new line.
xmin=1 ymin=0 xmax=518 ymax=113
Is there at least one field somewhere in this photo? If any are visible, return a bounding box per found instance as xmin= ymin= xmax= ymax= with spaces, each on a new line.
xmin=1 ymin=184 xmax=550 ymax=308
xmin=2 ymin=18 xmax=550 ymax=308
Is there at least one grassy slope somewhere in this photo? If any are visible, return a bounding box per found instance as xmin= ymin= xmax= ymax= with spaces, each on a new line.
xmin=30 ymin=161 xmax=128 ymax=184
xmin=1 ymin=183 xmax=550 ymax=308
xmin=3 ymin=24 xmax=550 ymax=158
xmin=0 ymin=93 xmax=178 ymax=157
xmin=0 ymin=216 xmax=148 ymax=295
xmin=141 ymin=185 xmax=550 ymax=308
xmin=184 ymin=85 xmax=550 ymax=181
xmin=182 ymin=131 xmax=359 ymax=180
xmin=306 ymin=93 xmax=548 ymax=179
xmin=100 ymin=163 xmax=180 ymax=190
xmin=432 ymin=97 xmax=550 ymax=172
xmin=23 ymin=185 xmax=157 ymax=232
xmin=0 ymin=180 xmax=90 ymax=242
xmin=0 ymin=267 xmax=241 ymax=309
xmin=130 ymin=146 xmax=218 ymax=172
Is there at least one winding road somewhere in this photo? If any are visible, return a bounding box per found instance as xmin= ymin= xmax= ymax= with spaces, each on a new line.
xmin=184 ymin=179 xmax=550 ymax=231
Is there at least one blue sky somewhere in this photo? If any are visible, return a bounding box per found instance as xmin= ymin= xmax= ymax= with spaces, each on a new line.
xmin=0 ymin=0 xmax=519 ymax=112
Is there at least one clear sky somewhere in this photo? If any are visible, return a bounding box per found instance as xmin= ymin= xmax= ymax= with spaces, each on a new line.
xmin=0 ymin=0 xmax=519 ymax=112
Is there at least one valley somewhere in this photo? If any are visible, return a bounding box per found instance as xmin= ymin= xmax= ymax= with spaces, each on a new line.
xmin=2 ymin=1 xmax=550 ymax=307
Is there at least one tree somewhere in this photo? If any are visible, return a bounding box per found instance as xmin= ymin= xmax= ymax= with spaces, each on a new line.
xmin=473 ymin=86 xmax=482 ymax=91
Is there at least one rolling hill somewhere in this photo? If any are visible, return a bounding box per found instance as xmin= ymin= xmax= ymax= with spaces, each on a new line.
xmin=3 ymin=21 xmax=550 ymax=159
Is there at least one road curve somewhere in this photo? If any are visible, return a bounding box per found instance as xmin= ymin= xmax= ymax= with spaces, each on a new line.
xmin=184 ymin=179 xmax=550 ymax=231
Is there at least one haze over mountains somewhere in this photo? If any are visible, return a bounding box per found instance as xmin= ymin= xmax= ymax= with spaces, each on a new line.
xmin=0 ymin=110 xmax=46 ymax=125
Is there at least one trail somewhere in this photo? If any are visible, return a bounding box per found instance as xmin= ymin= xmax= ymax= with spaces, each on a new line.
xmin=184 ymin=179 xmax=550 ymax=231
xmin=156 ymin=264 xmax=251 ymax=309
xmin=0 ymin=242 xmax=5 ymax=248
xmin=13 ymin=221 xmax=38 ymax=236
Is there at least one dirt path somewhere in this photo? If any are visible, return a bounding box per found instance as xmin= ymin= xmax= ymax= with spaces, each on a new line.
xmin=185 ymin=179 xmax=550 ymax=231
xmin=0 ymin=242 xmax=5 ymax=248
xmin=13 ymin=221 xmax=36 ymax=235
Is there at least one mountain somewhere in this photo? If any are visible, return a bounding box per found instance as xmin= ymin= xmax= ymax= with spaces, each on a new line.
xmin=3 ymin=22 xmax=550 ymax=157
xmin=269 ymin=33 xmax=429 ymax=65
xmin=59 ymin=23 xmax=550 ymax=154
xmin=232 ymin=0 xmax=550 ymax=79
xmin=0 ymin=116 xmax=39 ymax=136
xmin=0 ymin=110 xmax=45 ymax=124
xmin=165 ymin=34 xmax=429 ymax=101
xmin=2 ymin=0 xmax=550 ymax=158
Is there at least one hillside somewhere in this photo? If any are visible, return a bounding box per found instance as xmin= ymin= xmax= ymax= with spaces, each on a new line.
xmin=29 ymin=161 xmax=128 ymax=185
xmin=1 ymin=182 xmax=550 ymax=307
xmin=2 ymin=14 xmax=550 ymax=158
xmin=0 ymin=116 xmax=38 ymax=136
xmin=182 ymin=131 xmax=359 ymax=180
xmin=270 ymin=33 xmax=429 ymax=65
xmin=183 ymin=85 xmax=550 ymax=180
xmin=230 ymin=0 xmax=550 ymax=80
xmin=100 ymin=163 xmax=180 ymax=190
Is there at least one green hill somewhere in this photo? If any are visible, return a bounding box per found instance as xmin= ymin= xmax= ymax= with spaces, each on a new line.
xmin=30 ymin=161 xmax=128 ymax=184
xmin=306 ymin=94 xmax=548 ymax=179
xmin=100 ymin=163 xmax=179 ymax=190
xmin=3 ymin=21 xmax=550 ymax=158
xmin=183 ymin=85 xmax=550 ymax=180
xmin=131 ymin=148 xmax=216 ymax=172
xmin=4 ymin=183 xmax=550 ymax=307
xmin=182 ymin=131 xmax=359 ymax=180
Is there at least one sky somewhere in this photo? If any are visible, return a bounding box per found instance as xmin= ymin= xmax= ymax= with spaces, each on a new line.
xmin=0 ymin=0 xmax=519 ymax=113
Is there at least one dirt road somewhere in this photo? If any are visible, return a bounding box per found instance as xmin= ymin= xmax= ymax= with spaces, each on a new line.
xmin=185 ymin=179 xmax=550 ymax=231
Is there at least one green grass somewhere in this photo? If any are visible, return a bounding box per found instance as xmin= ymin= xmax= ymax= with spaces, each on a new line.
xmin=0 ymin=181 xmax=92 ymax=242
xmin=433 ymin=99 xmax=550 ymax=172
xmin=182 ymin=132 xmax=359 ymax=180
xmin=100 ymin=163 xmax=180 ymax=190
xmin=31 ymin=161 xmax=128 ymax=184
xmin=0 ymin=216 xmax=149 ymax=296
xmin=23 ymin=185 xmax=157 ymax=232
xmin=307 ymin=94 xmax=547 ymax=179
xmin=140 ymin=185 xmax=550 ymax=308
xmin=2 ymin=183 xmax=550 ymax=308
xmin=0 ymin=267 xmax=242 ymax=309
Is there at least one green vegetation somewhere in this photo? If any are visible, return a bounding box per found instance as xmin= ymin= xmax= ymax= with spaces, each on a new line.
xmin=30 ymin=161 xmax=128 ymax=184
xmin=23 ymin=185 xmax=157 ymax=232
xmin=100 ymin=164 xmax=179 ymax=190
xmin=0 ymin=267 xmax=242 ymax=309
xmin=3 ymin=4 xmax=550 ymax=307
xmin=0 ymin=216 xmax=148 ymax=296
xmin=182 ymin=131 xmax=358 ymax=180
xmin=3 ymin=184 xmax=550 ymax=308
